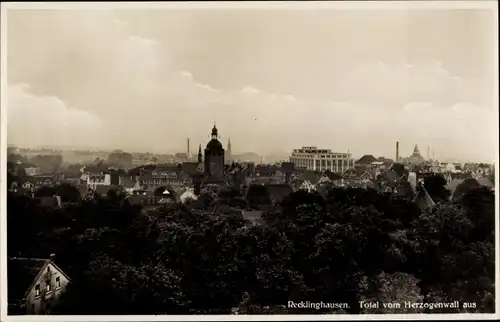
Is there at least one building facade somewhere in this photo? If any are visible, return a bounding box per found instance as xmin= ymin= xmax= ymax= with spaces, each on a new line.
xmin=290 ymin=146 xmax=354 ymax=172
xmin=8 ymin=256 xmax=71 ymax=315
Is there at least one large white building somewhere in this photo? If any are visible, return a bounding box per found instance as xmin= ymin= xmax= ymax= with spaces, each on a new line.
xmin=290 ymin=146 xmax=354 ymax=172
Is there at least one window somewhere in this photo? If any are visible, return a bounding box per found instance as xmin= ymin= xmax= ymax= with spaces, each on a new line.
xmin=35 ymin=285 xmax=40 ymax=296
xmin=56 ymin=277 xmax=61 ymax=288
xmin=46 ymin=280 xmax=51 ymax=292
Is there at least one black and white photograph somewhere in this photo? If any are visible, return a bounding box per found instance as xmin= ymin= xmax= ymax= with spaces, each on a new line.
xmin=1 ymin=1 xmax=498 ymax=319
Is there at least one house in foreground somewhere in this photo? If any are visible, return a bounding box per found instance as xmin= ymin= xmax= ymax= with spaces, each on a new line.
xmin=8 ymin=255 xmax=71 ymax=315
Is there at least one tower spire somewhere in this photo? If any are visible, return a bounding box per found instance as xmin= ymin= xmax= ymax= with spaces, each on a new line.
xmin=211 ymin=123 xmax=218 ymax=139
xmin=197 ymin=144 xmax=202 ymax=163
xmin=227 ymin=137 xmax=232 ymax=163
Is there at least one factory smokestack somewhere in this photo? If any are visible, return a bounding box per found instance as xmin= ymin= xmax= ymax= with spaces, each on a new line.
xmin=187 ymin=138 xmax=190 ymax=159
xmin=396 ymin=141 xmax=399 ymax=162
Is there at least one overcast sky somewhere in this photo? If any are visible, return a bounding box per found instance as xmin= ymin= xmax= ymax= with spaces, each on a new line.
xmin=5 ymin=3 xmax=498 ymax=162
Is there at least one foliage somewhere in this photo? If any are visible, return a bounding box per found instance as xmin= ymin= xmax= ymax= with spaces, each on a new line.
xmin=107 ymin=150 xmax=133 ymax=167
xmin=7 ymin=180 xmax=495 ymax=314
xmin=34 ymin=183 xmax=81 ymax=202
xmin=29 ymin=154 xmax=63 ymax=173
xmin=424 ymin=174 xmax=451 ymax=202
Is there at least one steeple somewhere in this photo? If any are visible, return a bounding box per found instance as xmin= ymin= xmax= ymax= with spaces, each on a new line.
xmin=211 ymin=123 xmax=218 ymax=140
xmin=413 ymin=144 xmax=420 ymax=155
xmin=226 ymin=138 xmax=232 ymax=163
xmin=197 ymin=144 xmax=202 ymax=163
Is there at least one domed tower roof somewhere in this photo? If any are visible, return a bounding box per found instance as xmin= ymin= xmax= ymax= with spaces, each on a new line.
xmin=206 ymin=139 xmax=223 ymax=150
xmin=205 ymin=124 xmax=224 ymax=151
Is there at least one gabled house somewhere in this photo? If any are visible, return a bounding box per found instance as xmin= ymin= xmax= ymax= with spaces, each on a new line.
xmin=8 ymin=256 xmax=71 ymax=315
xmin=298 ymin=180 xmax=316 ymax=192
xmin=413 ymin=184 xmax=436 ymax=211
xmin=179 ymin=188 xmax=198 ymax=203
xmin=241 ymin=210 xmax=265 ymax=226
xmin=356 ymin=155 xmax=378 ymax=166
xmin=245 ymin=183 xmax=294 ymax=207
xmin=341 ymin=168 xmax=372 ymax=181
xmin=446 ymin=178 xmax=465 ymax=197
xmin=248 ymin=165 xmax=287 ymax=185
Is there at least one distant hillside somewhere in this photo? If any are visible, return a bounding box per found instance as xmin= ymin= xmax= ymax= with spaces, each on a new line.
xmin=232 ymin=153 xmax=262 ymax=164
xmin=264 ymin=153 xmax=290 ymax=164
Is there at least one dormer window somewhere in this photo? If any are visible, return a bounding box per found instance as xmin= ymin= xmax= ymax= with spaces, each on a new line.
xmin=56 ymin=277 xmax=61 ymax=288
xmin=35 ymin=284 xmax=40 ymax=296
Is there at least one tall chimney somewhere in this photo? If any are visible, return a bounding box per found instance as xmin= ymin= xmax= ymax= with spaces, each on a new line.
xmin=187 ymin=138 xmax=190 ymax=159
xmin=396 ymin=141 xmax=399 ymax=162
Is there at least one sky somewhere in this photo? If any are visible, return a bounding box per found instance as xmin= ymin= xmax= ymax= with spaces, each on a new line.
xmin=4 ymin=3 xmax=498 ymax=162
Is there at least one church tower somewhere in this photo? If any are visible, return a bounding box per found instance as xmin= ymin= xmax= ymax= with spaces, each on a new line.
xmin=226 ymin=138 xmax=232 ymax=163
xmin=204 ymin=124 xmax=225 ymax=178
xmin=197 ymin=144 xmax=203 ymax=163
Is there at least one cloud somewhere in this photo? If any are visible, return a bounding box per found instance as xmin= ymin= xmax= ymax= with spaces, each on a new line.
xmin=7 ymin=84 xmax=104 ymax=149
xmin=241 ymin=86 xmax=260 ymax=95
xmin=128 ymin=35 xmax=160 ymax=47
xmin=5 ymin=11 xmax=495 ymax=161
xmin=180 ymin=71 xmax=193 ymax=79
xmin=340 ymin=60 xmax=488 ymax=107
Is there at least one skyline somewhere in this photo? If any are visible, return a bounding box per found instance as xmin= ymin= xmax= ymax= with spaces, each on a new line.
xmin=4 ymin=3 xmax=498 ymax=163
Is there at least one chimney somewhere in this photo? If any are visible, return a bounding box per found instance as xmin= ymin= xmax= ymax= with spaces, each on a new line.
xmin=187 ymin=138 xmax=190 ymax=159
xmin=396 ymin=141 xmax=399 ymax=162
xmin=49 ymin=253 xmax=56 ymax=262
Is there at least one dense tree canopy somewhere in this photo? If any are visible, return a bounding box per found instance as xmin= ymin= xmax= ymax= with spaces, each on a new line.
xmin=29 ymin=154 xmax=63 ymax=172
xmin=424 ymin=174 xmax=451 ymax=202
xmin=7 ymin=180 xmax=495 ymax=315
xmin=107 ymin=150 xmax=133 ymax=168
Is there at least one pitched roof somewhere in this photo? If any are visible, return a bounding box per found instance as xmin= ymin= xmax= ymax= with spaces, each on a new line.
xmin=452 ymin=178 xmax=481 ymax=200
xmin=126 ymin=195 xmax=160 ymax=206
xmin=180 ymin=189 xmax=198 ymax=203
xmin=446 ymin=178 xmax=465 ymax=194
xmin=299 ymin=180 xmax=316 ymax=191
xmin=342 ymin=168 xmax=372 ymax=180
xmin=201 ymin=174 xmax=227 ymax=186
xmin=413 ymin=186 xmax=436 ymax=210
xmin=264 ymin=184 xmax=294 ymax=204
xmin=356 ymin=155 xmax=377 ymax=165
xmin=476 ymin=177 xmax=494 ymax=188
xmin=385 ymin=170 xmax=400 ymax=183
xmin=8 ymin=258 xmax=47 ymax=301
xmin=93 ymin=185 xmax=115 ymax=195
xmin=241 ymin=210 xmax=264 ymax=224
xmin=280 ymin=162 xmax=295 ymax=172
xmin=246 ymin=184 xmax=272 ymax=205
xmin=365 ymin=180 xmax=378 ymax=190
xmin=254 ymin=165 xmax=282 ymax=176
xmin=8 ymin=258 xmax=71 ymax=302
xmin=300 ymin=170 xmax=323 ymax=185
xmin=182 ymin=162 xmax=199 ymax=175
